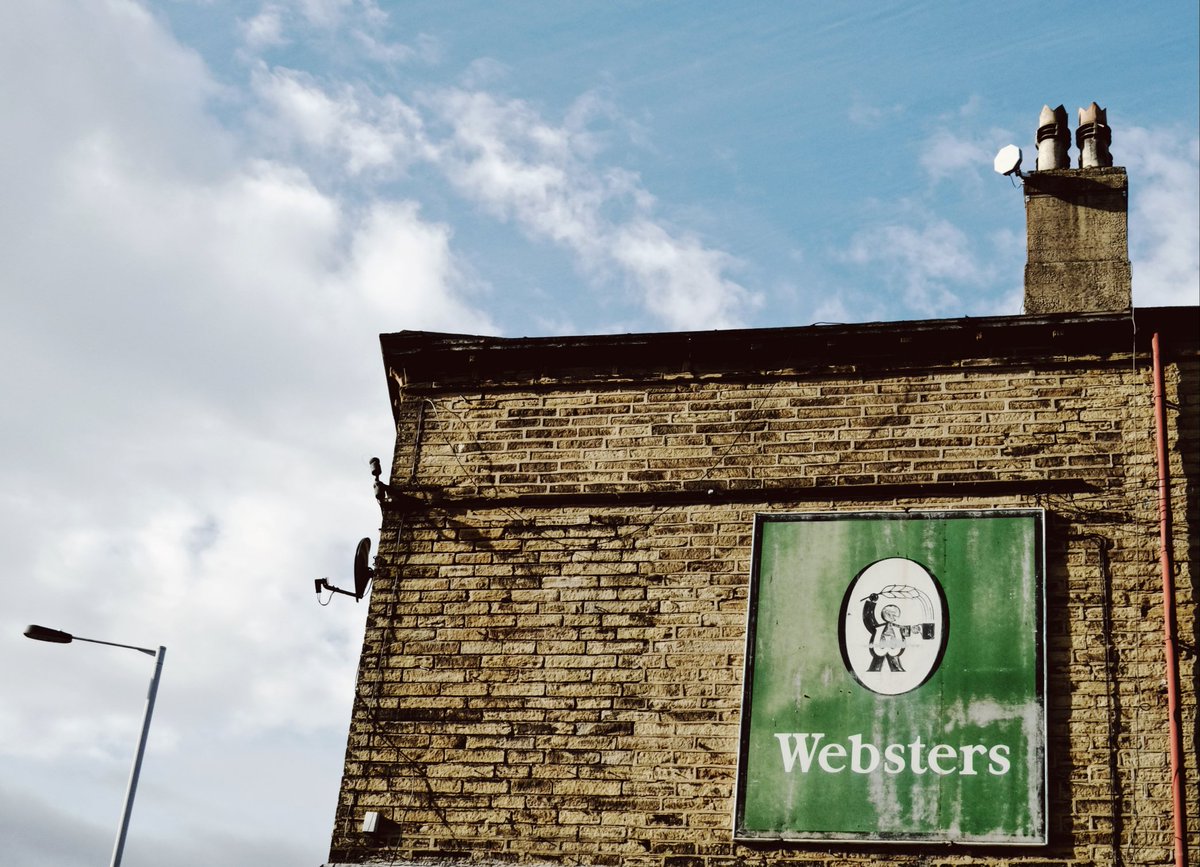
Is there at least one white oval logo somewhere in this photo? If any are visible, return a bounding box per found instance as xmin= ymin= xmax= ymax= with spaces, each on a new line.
xmin=838 ymin=558 xmax=948 ymax=696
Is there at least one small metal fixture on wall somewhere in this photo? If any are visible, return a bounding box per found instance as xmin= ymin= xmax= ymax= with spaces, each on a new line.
xmin=369 ymin=455 xmax=421 ymax=514
xmin=370 ymin=457 xmax=393 ymax=509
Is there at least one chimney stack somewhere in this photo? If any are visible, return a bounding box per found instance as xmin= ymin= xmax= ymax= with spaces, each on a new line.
xmin=1023 ymin=102 xmax=1130 ymax=314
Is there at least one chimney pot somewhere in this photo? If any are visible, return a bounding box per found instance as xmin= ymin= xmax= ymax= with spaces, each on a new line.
xmin=1076 ymin=102 xmax=1113 ymax=168
xmin=1035 ymin=104 xmax=1070 ymax=170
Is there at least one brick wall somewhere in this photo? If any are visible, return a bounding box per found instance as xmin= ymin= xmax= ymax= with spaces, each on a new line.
xmin=328 ymin=312 xmax=1197 ymax=866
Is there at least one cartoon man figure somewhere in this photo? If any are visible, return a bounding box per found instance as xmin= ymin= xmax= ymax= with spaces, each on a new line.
xmin=863 ymin=593 xmax=906 ymax=672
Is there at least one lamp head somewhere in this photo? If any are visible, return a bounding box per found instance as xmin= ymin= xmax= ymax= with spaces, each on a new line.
xmin=24 ymin=624 xmax=73 ymax=644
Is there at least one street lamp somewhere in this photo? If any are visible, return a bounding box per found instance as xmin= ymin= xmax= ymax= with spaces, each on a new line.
xmin=24 ymin=624 xmax=166 ymax=867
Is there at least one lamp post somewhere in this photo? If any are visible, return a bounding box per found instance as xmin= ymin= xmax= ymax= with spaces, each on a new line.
xmin=24 ymin=625 xmax=165 ymax=867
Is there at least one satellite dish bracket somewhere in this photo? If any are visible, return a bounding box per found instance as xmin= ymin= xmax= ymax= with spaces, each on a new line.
xmin=314 ymin=577 xmax=362 ymax=600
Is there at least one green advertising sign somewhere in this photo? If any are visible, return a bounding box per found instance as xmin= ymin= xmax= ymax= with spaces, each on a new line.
xmin=734 ymin=510 xmax=1046 ymax=844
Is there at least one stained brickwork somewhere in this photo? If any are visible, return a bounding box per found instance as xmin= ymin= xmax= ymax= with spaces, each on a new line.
xmin=327 ymin=309 xmax=1197 ymax=866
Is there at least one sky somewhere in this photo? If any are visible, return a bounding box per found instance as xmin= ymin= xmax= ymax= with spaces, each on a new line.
xmin=1 ymin=1 xmax=1196 ymax=865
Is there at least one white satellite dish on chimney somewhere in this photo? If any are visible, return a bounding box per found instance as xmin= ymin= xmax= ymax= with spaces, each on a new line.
xmin=993 ymin=144 xmax=1024 ymax=177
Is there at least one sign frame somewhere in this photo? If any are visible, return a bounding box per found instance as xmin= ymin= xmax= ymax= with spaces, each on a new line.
xmin=733 ymin=509 xmax=1047 ymax=845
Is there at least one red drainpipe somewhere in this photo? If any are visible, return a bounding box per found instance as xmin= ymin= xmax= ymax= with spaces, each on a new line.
xmin=1152 ymin=331 xmax=1187 ymax=867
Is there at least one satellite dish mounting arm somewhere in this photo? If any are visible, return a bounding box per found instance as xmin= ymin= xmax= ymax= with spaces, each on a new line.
xmin=314 ymin=577 xmax=363 ymax=599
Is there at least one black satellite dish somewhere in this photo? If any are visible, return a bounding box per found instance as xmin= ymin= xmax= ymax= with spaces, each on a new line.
xmin=353 ymin=538 xmax=373 ymax=600
xmin=314 ymin=538 xmax=375 ymax=602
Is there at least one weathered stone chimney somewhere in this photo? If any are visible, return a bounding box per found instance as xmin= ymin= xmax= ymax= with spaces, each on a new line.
xmin=1023 ymin=102 xmax=1131 ymax=314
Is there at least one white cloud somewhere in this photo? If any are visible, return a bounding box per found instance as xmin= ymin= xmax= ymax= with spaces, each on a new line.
xmin=252 ymin=68 xmax=758 ymax=328
xmin=918 ymin=119 xmax=1023 ymax=185
xmin=251 ymin=65 xmax=429 ymax=174
xmin=350 ymin=26 xmax=431 ymax=65
xmin=843 ymin=217 xmax=986 ymax=316
xmin=430 ymin=88 xmax=611 ymax=247
xmin=295 ymin=0 xmax=354 ymax=29
xmin=3 ymin=65 xmax=492 ymax=748
xmin=459 ymin=56 xmax=511 ymax=89
xmin=912 ymin=93 xmax=1024 ymax=186
xmin=3 ymin=0 xmax=229 ymax=184
xmin=0 ymin=121 xmax=484 ymax=737
xmin=919 ymin=127 xmax=995 ymax=184
xmin=1122 ymin=125 xmax=1200 ymax=307
xmin=240 ymin=5 xmax=287 ymax=51
xmin=429 ymin=88 xmax=755 ymax=328
xmin=332 ymin=200 xmax=496 ymax=332
xmin=612 ymin=221 xmax=758 ymax=329
xmin=243 ymin=41 xmax=760 ymax=332
xmin=240 ymin=0 xmax=440 ymax=68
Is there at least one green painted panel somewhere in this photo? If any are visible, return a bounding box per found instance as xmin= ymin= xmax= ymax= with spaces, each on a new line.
xmin=734 ymin=510 xmax=1046 ymax=844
